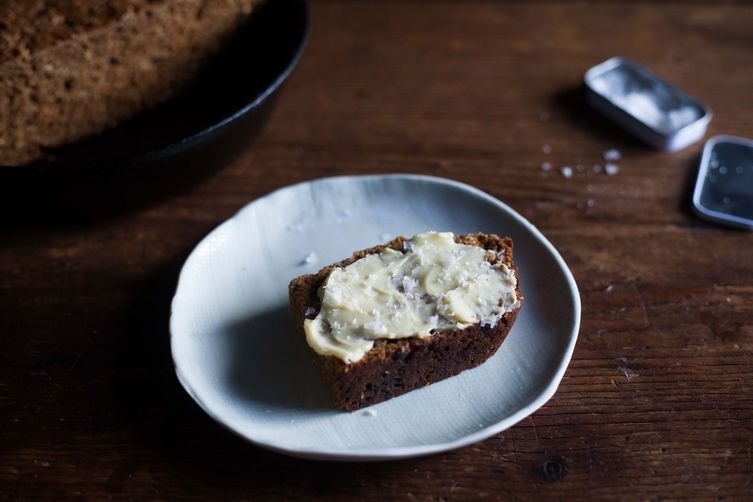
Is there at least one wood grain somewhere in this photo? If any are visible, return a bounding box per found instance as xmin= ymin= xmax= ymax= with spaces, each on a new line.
xmin=2 ymin=1 xmax=753 ymax=499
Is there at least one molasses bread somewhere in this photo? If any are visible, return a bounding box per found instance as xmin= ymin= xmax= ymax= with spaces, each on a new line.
xmin=289 ymin=232 xmax=523 ymax=412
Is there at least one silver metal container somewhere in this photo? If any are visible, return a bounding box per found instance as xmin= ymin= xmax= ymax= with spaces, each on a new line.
xmin=584 ymin=57 xmax=712 ymax=151
xmin=693 ymin=135 xmax=753 ymax=230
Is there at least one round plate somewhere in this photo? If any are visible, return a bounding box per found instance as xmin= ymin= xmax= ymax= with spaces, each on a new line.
xmin=170 ymin=175 xmax=580 ymax=461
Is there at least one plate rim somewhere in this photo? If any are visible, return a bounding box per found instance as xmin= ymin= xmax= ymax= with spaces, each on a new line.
xmin=170 ymin=174 xmax=581 ymax=461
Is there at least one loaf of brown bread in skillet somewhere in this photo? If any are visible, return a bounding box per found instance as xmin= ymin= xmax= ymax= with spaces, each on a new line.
xmin=288 ymin=233 xmax=523 ymax=412
xmin=0 ymin=0 xmax=263 ymax=166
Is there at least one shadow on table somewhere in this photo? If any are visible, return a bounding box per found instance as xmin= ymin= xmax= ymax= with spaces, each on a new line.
xmin=552 ymin=85 xmax=643 ymax=148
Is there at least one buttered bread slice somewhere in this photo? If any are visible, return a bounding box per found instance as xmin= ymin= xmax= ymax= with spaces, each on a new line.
xmin=289 ymin=231 xmax=523 ymax=412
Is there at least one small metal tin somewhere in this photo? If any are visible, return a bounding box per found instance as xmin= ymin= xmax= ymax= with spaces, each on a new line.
xmin=584 ymin=57 xmax=712 ymax=151
xmin=692 ymin=135 xmax=753 ymax=230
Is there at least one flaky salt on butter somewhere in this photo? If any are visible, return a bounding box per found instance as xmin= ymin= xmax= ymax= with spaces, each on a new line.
xmin=304 ymin=232 xmax=520 ymax=363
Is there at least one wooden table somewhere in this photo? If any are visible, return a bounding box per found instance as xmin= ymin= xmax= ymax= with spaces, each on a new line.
xmin=3 ymin=1 xmax=753 ymax=499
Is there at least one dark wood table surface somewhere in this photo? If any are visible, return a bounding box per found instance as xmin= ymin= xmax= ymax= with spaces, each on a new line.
xmin=3 ymin=1 xmax=753 ymax=499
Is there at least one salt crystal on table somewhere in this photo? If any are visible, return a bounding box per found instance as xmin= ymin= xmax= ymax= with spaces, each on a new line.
xmin=618 ymin=366 xmax=639 ymax=381
xmin=560 ymin=166 xmax=573 ymax=178
xmin=603 ymin=148 xmax=622 ymax=161
xmin=605 ymin=163 xmax=620 ymax=176
xmin=542 ymin=144 xmax=552 ymax=154
xmin=541 ymin=162 xmax=553 ymax=171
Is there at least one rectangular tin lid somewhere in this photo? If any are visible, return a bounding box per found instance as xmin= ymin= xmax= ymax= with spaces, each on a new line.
xmin=693 ymin=135 xmax=753 ymax=230
xmin=584 ymin=57 xmax=712 ymax=151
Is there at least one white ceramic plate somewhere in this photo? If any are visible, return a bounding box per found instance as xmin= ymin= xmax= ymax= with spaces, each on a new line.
xmin=170 ymin=174 xmax=580 ymax=461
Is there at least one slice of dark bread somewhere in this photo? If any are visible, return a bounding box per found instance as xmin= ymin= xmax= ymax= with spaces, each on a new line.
xmin=288 ymin=233 xmax=523 ymax=412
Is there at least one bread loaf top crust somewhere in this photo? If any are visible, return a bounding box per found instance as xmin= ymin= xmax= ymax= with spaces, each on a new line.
xmin=0 ymin=1 xmax=162 ymax=64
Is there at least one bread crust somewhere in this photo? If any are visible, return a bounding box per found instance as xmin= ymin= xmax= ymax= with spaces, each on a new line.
xmin=288 ymin=233 xmax=523 ymax=412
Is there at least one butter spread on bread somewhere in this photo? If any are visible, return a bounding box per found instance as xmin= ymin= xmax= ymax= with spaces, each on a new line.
xmin=304 ymin=232 xmax=520 ymax=363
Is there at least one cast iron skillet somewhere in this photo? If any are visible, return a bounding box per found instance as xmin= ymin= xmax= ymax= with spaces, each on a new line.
xmin=1 ymin=0 xmax=308 ymax=222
